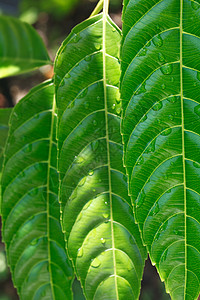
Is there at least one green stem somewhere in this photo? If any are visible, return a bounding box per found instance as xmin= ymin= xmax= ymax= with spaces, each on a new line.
xmin=90 ymin=0 xmax=104 ymax=17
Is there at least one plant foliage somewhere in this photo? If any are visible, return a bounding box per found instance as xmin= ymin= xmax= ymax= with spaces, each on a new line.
xmin=54 ymin=9 xmax=146 ymax=299
xmin=120 ymin=0 xmax=200 ymax=299
xmin=0 ymin=15 xmax=50 ymax=78
xmin=1 ymin=81 xmax=73 ymax=299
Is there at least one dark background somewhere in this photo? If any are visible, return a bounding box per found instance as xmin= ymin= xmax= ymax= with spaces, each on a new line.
xmin=0 ymin=0 xmax=171 ymax=299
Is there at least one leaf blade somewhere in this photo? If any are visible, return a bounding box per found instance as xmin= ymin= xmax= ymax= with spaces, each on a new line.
xmin=121 ymin=0 xmax=200 ymax=299
xmin=55 ymin=13 xmax=146 ymax=300
xmin=1 ymin=81 xmax=73 ymax=299
xmin=0 ymin=16 xmax=51 ymax=78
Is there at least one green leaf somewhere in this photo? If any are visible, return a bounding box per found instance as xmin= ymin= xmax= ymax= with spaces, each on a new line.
xmin=0 ymin=15 xmax=51 ymax=78
xmin=55 ymin=12 xmax=146 ymax=300
xmin=0 ymin=108 xmax=12 ymax=211
xmin=121 ymin=0 xmax=200 ymax=299
xmin=1 ymin=81 xmax=73 ymax=299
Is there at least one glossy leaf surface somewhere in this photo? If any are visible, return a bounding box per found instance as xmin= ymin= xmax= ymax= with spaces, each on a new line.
xmin=121 ymin=0 xmax=200 ymax=299
xmin=55 ymin=13 xmax=146 ymax=300
xmin=0 ymin=16 xmax=51 ymax=78
xmin=1 ymin=81 xmax=73 ymax=299
xmin=0 ymin=108 xmax=12 ymax=210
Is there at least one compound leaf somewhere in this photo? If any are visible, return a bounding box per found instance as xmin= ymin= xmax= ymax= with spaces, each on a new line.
xmin=121 ymin=0 xmax=200 ymax=299
xmin=54 ymin=12 xmax=146 ymax=300
xmin=0 ymin=15 xmax=51 ymax=78
xmin=1 ymin=81 xmax=73 ymax=299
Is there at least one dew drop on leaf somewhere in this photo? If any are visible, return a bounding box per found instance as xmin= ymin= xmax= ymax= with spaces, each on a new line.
xmin=103 ymin=212 xmax=109 ymax=219
xmin=74 ymin=156 xmax=84 ymax=164
xmin=79 ymin=88 xmax=88 ymax=98
xmin=146 ymin=41 xmax=151 ymax=47
xmin=77 ymin=247 xmax=83 ymax=257
xmin=95 ymin=43 xmax=101 ymax=50
xmin=136 ymin=156 xmax=144 ymax=165
xmin=168 ymin=114 xmax=174 ymax=121
xmin=97 ymin=96 xmax=101 ymax=101
xmin=66 ymin=73 xmax=71 ymax=79
xmin=138 ymin=48 xmax=147 ymax=57
xmin=152 ymin=35 xmax=163 ymax=47
xmin=140 ymin=115 xmax=147 ymax=123
xmin=193 ymin=82 xmax=197 ymax=87
xmin=153 ymin=102 xmax=163 ymax=111
xmin=85 ymin=55 xmax=91 ymax=62
xmin=72 ymin=34 xmax=81 ymax=43
xmin=161 ymin=83 xmax=166 ymax=90
xmin=93 ymin=120 xmax=97 ymax=126
xmin=161 ymin=64 xmax=173 ymax=75
xmin=100 ymin=238 xmax=106 ymax=244
xmin=158 ymin=52 xmax=165 ymax=62
xmin=167 ymin=96 xmax=177 ymax=103
xmin=161 ymin=128 xmax=172 ymax=136
xmin=91 ymin=258 xmax=101 ymax=268
xmin=88 ymin=170 xmax=94 ymax=176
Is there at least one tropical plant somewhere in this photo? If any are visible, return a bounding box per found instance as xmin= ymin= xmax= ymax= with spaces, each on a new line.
xmin=0 ymin=0 xmax=200 ymax=299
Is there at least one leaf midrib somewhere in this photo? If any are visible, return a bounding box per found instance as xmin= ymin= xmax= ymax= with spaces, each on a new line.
xmin=103 ymin=0 xmax=119 ymax=298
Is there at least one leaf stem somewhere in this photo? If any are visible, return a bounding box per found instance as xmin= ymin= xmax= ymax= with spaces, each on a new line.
xmin=90 ymin=0 xmax=104 ymax=17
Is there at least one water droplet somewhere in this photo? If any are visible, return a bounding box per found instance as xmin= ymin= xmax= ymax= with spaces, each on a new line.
xmin=161 ymin=128 xmax=172 ymax=136
xmin=193 ymin=82 xmax=197 ymax=87
xmin=116 ymin=107 xmax=121 ymax=115
xmin=101 ymin=238 xmax=106 ymax=244
xmin=93 ymin=120 xmax=97 ymax=126
xmin=112 ymin=27 xmax=116 ymax=32
xmin=104 ymin=201 xmax=108 ymax=205
xmin=136 ymin=83 xmax=146 ymax=95
xmin=95 ymin=43 xmax=101 ymax=50
xmin=153 ymin=102 xmax=163 ymax=111
xmin=30 ymin=238 xmax=39 ymax=246
xmin=167 ymin=96 xmax=177 ymax=103
xmin=79 ymin=88 xmax=88 ymax=98
xmin=158 ymin=52 xmax=165 ymax=63
xmin=92 ymin=188 xmax=96 ymax=192
xmin=146 ymin=139 xmax=156 ymax=153
xmin=161 ymin=64 xmax=173 ymax=75
xmin=153 ymin=203 xmax=159 ymax=215
xmin=157 ymin=118 xmax=161 ymax=124
xmin=77 ymin=212 xmax=82 ymax=222
xmin=161 ymin=83 xmax=166 ymax=90
xmin=152 ymin=35 xmax=163 ymax=47
xmin=78 ymin=176 xmax=86 ymax=187
xmin=136 ymin=190 xmax=145 ymax=208
xmin=72 ymin=34 xmax=81 ymax=43
xmin=85 ymin=55 xmax=91 ymax=62
xmin=88 ymin=170 xmax=94 ymax=176
xmin=173 ymin=229 xmax=179 ymax=235
xmin=140 ymin=115 xmax=147 ymax=123
xmin=193 ymin=162 xmax=200 ymax=168
xmin=74 ymin=156 xmax=84 ymax=164
xmin=77 ymin=247 xmax=83 ymax=257
xmin=171 ymin=76 xmax=174 ymax=82
xmin=191 ymin=1 xmax=199 ymax=10
xmin=116 ymin=93 xmax=121 ymax=104
xmin=168 ymin=114 xmax=174 ymax=121
xmin=138 ymin=48 xmax=147 ymax=57
xmin=91 ymin=258 xmax=101 ymax=268
xmin=66 ymin=73 xmax=71 ymax=79
xmin=24 ymin=144 xmax=32 ymax=153
xmin=136 ymin=156 xmax=144 ymax=165
xmin=146 ymin=41 xmax=151 ymax=47
xmin=194 ymin=104 xmax=200 ymax=116
xmin=97 ymin=96 xmax=101 ymax=101
xmin=167 ymin=188 xmax=171 ymax=193
xmin=103 ymin=212 xmax=109 ymax=219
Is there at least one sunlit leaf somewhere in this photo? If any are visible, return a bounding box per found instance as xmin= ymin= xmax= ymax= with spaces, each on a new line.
xmin=121 ymin=0 xmax=200 ymax=299
xmin=55 ymin=12 xmax=147 ymax=300
xmin=0 ymin=16 xmax=51 ymax=78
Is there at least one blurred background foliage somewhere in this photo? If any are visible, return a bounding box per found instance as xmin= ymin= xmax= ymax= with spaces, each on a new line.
xmin=0 ymin=0 xmax=170 ymax=299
